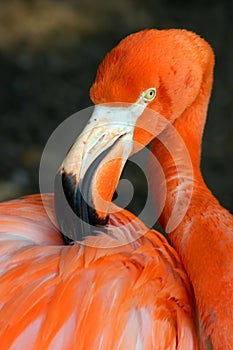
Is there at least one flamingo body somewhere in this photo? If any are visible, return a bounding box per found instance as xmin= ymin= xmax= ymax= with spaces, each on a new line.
xmin=0 ymin=194 xmax=199 ymax=349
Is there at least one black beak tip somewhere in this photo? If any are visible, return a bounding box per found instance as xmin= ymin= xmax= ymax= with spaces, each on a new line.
xmin=54 ymin=170 xmax=109 ymax=245
xmin=54 ymin=141 xmax=121 ymax=245
xmin=54 ymin=171 xmax=82 ymax=244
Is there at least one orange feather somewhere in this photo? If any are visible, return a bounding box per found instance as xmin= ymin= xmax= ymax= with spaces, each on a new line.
xmin=0 ymin=195 xmax=200 ymax=349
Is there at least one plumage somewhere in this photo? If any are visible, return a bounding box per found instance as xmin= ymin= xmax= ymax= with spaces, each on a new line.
xmin=0 ymin=195 xmax=199 ymax=349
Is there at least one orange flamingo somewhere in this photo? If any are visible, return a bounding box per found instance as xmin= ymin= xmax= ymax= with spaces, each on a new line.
xmin=0 ymin=28 xmax=231 ymax=349
xmin=59 ymin=28 xmax=233 ymax=348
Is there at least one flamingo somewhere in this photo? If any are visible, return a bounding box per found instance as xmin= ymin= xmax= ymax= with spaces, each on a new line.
xmin=58 ymin=28 xmax=233 ymax=348
xmin=0 ymin=28 xmax=230 ymax=349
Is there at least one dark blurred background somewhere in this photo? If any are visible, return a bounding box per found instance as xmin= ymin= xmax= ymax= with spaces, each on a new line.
xmin=0 ymin=0 xmax=232 ymax=215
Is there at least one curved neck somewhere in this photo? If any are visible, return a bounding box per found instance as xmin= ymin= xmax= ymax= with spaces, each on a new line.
xmin=149 ymin=56 xmax=214 ymax=234
xmin=149 ymin=55 xmax=233 ymax=348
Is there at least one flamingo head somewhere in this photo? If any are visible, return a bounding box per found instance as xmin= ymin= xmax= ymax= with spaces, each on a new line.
xmin=55 ymin=29 xmax=214 ymax=243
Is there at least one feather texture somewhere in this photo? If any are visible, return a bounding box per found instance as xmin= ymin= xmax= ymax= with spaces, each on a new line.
xmin=0 ymin=195 xmax=199 ymax=349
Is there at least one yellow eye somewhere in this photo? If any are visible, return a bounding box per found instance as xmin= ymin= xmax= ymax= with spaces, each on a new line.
xmin=143 ymin=88 xmax=156 ymax=102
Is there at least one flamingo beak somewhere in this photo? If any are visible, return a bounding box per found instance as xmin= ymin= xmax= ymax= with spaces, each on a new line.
xmin=55 ymin=103 xmax=146 ymax=243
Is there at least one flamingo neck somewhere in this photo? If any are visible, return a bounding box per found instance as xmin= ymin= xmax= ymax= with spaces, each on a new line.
xmin=150 ymin=61 xmax=213 ymax=235
xmin=149 ymin=60 xmax=233 ymax=348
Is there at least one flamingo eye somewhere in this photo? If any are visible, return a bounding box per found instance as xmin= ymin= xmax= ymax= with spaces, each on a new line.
xmin=143 ymin=88 xmax=156 ymax=102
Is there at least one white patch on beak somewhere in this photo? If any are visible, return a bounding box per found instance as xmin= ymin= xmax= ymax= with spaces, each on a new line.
xmin=62 ymin=102 xmax=146 ymax=180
